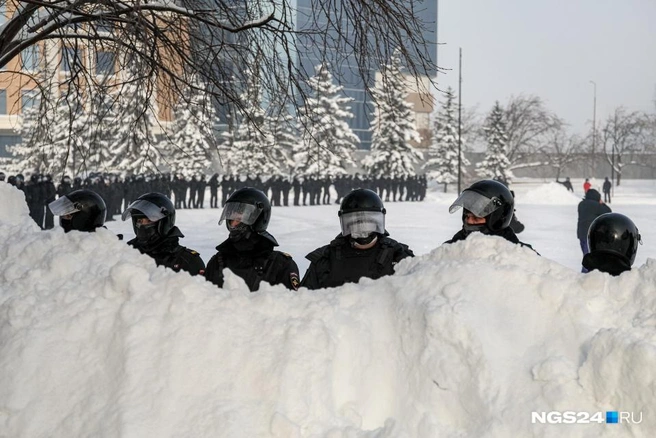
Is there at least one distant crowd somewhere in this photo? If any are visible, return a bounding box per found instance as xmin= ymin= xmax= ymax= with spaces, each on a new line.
xmin=0 ymin=171 xmax=427 ymax=230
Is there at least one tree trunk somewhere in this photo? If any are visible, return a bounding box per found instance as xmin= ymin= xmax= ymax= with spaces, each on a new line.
xmin=443 ymin=182 xmax=447 ymax=193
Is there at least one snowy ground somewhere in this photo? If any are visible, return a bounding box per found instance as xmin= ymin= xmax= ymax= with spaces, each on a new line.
xmin=105 ymin=177 xmax=656 ymax=274
xmin=1 ymin=178 xmax=656 ymax=438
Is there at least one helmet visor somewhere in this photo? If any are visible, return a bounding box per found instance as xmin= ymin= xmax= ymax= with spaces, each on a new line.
xmin=449 ymin=190 xmax=503 ymax=218
xmin=219 ymin=202 xmax=260 ymax=226
xmin=48 ymin=196 xmax=80 ymax=216
xmin=340 ymin=211 xmax=385 ymax=238
xmin=121 ymin=199 xmax=167 ymax=222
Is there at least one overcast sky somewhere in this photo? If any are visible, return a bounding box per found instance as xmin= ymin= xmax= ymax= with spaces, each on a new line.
xmin=435 ymin=0 xmax=656 ymax=135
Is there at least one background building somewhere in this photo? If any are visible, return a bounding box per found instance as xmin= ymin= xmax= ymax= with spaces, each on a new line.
xmin=294 ymin=0 xmax=439 ymax=150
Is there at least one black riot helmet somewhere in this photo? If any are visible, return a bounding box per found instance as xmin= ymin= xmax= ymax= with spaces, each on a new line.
xmin=220 ymin=187 xmax=271 ymax=233
xmin=121 ymin=192 xmax=176 ymax=237
xmin=48 ymin=189 xmax=107 ymax=232
xmin=449 ymin=180 xmax=515 ymax=233
xmin=588 ymin=213 xmax=641 ymax=265
xmin=338 ymin=189 xmax=386 ymax=239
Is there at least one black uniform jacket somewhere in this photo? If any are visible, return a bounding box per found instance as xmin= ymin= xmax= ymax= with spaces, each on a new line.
xmin=128 ymin=226 xmax=205 ymax=275
xmin=204 ymin=233 xmax=300 ymax=292
xmin=301 ymin=234 xmax=414 ymax=290
xmin=445 ymin=227 xmax=538 ymax=254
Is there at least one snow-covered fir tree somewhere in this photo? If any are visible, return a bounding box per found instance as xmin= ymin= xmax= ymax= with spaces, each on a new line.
xmin=87 ymin=90 xmax=121 ymax=173
xmin=477 ymin=101 xmax=513 ymax=182
xmin=293 ymin=63 xmax=359 ymax=176
xmin=44 ymin=91 xmax=90 ymax=175
xmin=7 ymin=104 xmax=49 ymax=174
xmin=106 ymin=64 xmax=161 ymax=175
xmin=362 ymin=51 xmax=423 ymax=177
xmin=167 ymin=78 xmax=218 ymax=177
xmin=267 ymin=103 xmax=297 ymax=175
xmin=221 ymin=69 xmax=281 ymax=176
xmin=423 ymin=87 xmax=469 ymax=191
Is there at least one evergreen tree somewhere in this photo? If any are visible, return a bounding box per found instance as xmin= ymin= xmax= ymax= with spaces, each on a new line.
xmin=293 ymin=63 xmax=359 ymax=176
xmin=423 ymin=87 xmax=469 ymax=191
xmin=45 ymin=91 xmax=89 ymax=175
xmin=477 ymin=101 xmax=513 ymax=182
xmin=87 ymin=90 xmax=121 ymax=173
xmin=167 ymin=78 xmax=218 ymax=177
xmin=221 ymin=69 xmax=280 ymax=176
xmin=268 ymin=105 xmax=297 ymax=175
xmin=362 ymin=52 xmax=423 ymax=177
xmin=7 ymin=104 xmax=49 ymax=174
xmin=106 ymin=65 xmax=161 ymax=175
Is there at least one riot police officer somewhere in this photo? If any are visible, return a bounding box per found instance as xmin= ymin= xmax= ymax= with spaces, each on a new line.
xmin=301 ymin=189 xmax=414 ymax=289
xmin=48 ymin=189 xmax=107 ymax=233
xmin=446 ymin=179 xmax=536 ymax=251
xmin=122 ymin=192 xmax=205 ymax=275
xmin=582 ymin=213 xmax=641 ymax=276
xmin=204 ymin=187 xmax=300 ymax=292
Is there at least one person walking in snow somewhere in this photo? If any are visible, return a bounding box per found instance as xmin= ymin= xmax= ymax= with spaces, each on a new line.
xmin=122 ymin=193 xmax=205 ymax=275
xmin=602 ymin=176 xmax=612 ymax=203
xmin=583 ymin=178 xmax=592 ymax=193
xmin=204 ymin=188 xmax=300 ymax=292
xmin=582 ymin=213 xmax=640 ymax=276
xmin=445 ymin=179 xmax=536 ymax=251
xmin=301 ymin=189 xmax=414 ymax=290
xmin=556 ymin=177 xmax=574 ymax=192
xmin=576 ymin=188 xmax=611 ymax=272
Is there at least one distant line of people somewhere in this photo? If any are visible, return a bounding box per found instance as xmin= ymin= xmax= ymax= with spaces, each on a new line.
xmin=2 ymin=172 xmax=642 ymax=287
xmin=0 ymin=171 xmax=428 ymax=230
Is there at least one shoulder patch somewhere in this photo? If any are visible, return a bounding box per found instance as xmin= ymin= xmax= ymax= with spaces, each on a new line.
xmin=185 ymin=248 xmax=200 ymax=256
xmin=281 ymin=252 xmax=292 ymax=258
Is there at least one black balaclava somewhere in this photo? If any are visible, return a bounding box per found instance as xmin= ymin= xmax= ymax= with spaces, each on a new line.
xmin=462 ymin=209 xmax=490 ymax=235
xmin=228 ymin=222 xmax=258 ymax=251
xmin=60 ymin=217 xmax=74 ymax=233
xmin=350 ymin=233 xmax=378 ymax=246
xmin=132 ymin=213 xmax=160 ymax=245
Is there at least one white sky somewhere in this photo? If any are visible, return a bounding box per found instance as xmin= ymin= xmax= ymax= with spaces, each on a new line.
xmin=436 ymin=0 xmax=656 ymax=134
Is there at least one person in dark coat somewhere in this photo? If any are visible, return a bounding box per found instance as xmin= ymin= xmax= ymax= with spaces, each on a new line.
xmin=122 ymin=192 xmax=205 ymax=275
xmin=292 ymin=176 xmax=301 ymax=206
xmin=602 ymin=177 xmax=612 ymax=203
xmin=445 ymin=180 xmax=537 ymax=252
xmin=197 ymin=174 xmax=207 ymax=208
xmin=301 ymin=189 xmax=414 ymax=290
xmin=209 ymin=174 xmax=219 ymax=208
xmin=557 ymin=177 xmax=574 ymax=192
xmin=577 ymin=188 xmax=611 ymax=272
xmin=582 ymin=213 xmax=641 ymax=276
xmin=204 ymin=188 xmax=300 ymax=292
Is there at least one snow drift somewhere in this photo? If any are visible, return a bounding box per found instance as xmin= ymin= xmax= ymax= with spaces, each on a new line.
xmin=1 ymin=182 xmax=655 ymax=437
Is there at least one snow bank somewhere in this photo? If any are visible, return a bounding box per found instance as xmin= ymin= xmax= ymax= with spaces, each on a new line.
xmin=1 ymin=182 xmax=655 ymax=437
xmin=520 ymin=182 xmax=581 ymax=204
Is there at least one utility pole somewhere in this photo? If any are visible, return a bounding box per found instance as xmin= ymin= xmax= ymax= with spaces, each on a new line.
xmin=589 ymin=80 xmax=597 ymax=177
xmin=457 ymin=47 xmax=463 ymax=194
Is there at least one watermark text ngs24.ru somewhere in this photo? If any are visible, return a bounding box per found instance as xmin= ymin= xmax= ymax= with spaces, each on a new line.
xmin=532 ymin=411 xmax=642 ymax=424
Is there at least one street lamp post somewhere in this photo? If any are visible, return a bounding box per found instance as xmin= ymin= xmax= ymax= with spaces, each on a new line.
xmin=457 ymin=47 xmax=463 ymax=193
xmin=589 ymin=80 xmax=596 ymax=177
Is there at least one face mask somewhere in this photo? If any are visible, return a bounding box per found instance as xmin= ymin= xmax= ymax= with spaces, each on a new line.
xmin=351 ymin=233 xmax=377 ymax=246
xmin=60 ymin=218 xmax=74 ymax=233
xmin=229 ymin=223 xmax=258 ymax=251
xmin=135 ymin=222 xmax=159 ymax=243
xmin=463 ymin=223 xmax=490 ymax=235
